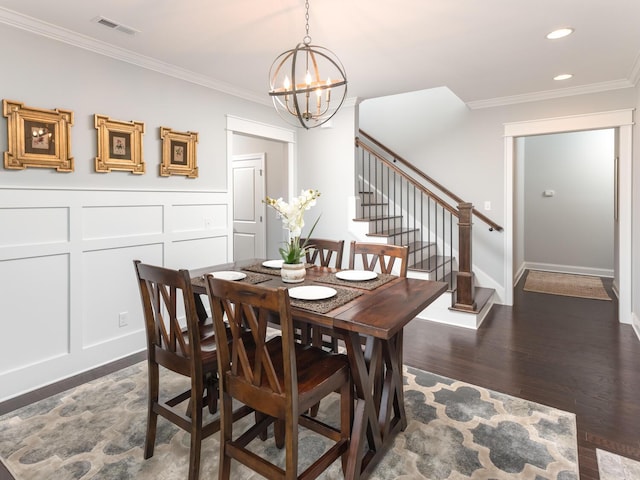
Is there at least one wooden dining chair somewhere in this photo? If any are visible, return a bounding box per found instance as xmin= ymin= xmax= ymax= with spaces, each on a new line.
xmin=204 ymin=276 xmax=352 ymax=480
xmin=134 ymin=260 xmax=251 ymax=480
xmin=301 ymin=237 xmax=345 ymax=268
xmin=348 ymin=241 xmax=409 ymax=277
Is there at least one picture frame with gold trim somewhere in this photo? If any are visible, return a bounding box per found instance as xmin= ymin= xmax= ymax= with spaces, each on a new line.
xmin=2 ymin=99 xmax=74 ymax=172
xmin=159 ymin=126 xmax=198 ymax=178
xmin=94 ymin=114 xmax=145 ymax=174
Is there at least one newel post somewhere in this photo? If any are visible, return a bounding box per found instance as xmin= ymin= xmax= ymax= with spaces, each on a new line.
xmin=453 ymin=202 xmax=477 ymax=311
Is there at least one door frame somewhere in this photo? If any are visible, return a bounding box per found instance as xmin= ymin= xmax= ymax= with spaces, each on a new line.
xmin=503 ymin=109 xmax=633 ymax=325
xmin=226 ymin=115 xmax=296 ymax=261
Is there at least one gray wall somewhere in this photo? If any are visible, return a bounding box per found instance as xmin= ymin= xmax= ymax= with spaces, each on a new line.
xmin=522 ymin=130 xmax=614 ymax=273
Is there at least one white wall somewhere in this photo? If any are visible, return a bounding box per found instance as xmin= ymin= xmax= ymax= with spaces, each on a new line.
xmin=633 ymin=83 xmax=640 ymax=338
xmin=296 ymin=103 xmax=359 ymax=246
xmin=522 ymin=129 xmax=614 ymax=275
xmin=0 ymin=23 xmax=280 ymax=401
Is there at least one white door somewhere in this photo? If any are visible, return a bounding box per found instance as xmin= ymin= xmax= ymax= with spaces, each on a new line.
xmin=232 ymin=154 xmax=266 ymax=260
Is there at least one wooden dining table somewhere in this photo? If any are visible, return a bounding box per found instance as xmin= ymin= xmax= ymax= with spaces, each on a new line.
xmin=190 ymin=258 xmax=447 ymax=480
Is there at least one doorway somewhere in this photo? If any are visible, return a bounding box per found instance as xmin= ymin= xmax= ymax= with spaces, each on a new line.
xmin=226 ymin=115 xmax=296 ymax=261
xmin=517 ymin=129 xmax=615 ymax=279
xmin=504 ymin=109 xmax=633 ymax=325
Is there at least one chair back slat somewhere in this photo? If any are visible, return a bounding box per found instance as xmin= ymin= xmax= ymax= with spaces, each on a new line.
xmin=302 ymin=238 xmax=345 ymax=269
xmin=206 ymin=278 xmax=295 ymax=399
xmin=135 ymin=261 xmax=202 ymax=362
xmin=348 ymin=241 xmax=409 ymax=277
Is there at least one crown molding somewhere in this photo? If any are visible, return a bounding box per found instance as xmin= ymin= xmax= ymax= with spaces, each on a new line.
xmin=0 ymin=7 xmax=270 ymax=107
xmin=466 ymin=78 xmax=635 ymax=110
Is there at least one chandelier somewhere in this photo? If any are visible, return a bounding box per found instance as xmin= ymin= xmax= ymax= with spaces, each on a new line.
xmin=268 ymin=0 xmax=347 ymax=129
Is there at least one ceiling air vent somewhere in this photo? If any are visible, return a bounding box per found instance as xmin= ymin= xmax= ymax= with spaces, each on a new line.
xmin=92 ymin=16 xmax=140 ymax=36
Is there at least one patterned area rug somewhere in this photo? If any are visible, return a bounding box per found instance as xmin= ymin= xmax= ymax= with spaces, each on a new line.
xmin=523 ymin=270 xmax=611 ymax=301
xmin=0 ymin=363 xmax=579 ymax=479
xmin=597 ymin=449 xmax=640 ymax=479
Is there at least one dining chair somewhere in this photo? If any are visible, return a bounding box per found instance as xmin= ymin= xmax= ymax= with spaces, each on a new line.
xmin=348 ymin=241 xmax=409 ymax=277
xmin=204 ymin=276 xmax=352 ymax=480
xmin=133 ymin=260 xmax=251 ymax=480
xmin=301 ymin=237 xmax=345 ymax=268
xmin=300 ymin=237 xmax=345 ymax=349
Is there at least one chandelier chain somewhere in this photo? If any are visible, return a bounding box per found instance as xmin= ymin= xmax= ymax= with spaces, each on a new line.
xmin=303 ymin=0 xmax=311 ymax=45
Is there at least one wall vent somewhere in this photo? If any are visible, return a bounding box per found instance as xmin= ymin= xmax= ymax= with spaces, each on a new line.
xmin=92 ymin=16 xmax=139 ymax=36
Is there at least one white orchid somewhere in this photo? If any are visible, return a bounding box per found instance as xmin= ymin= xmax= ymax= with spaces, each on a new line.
xmin=265 ymin=189 xmax=321 ymax=264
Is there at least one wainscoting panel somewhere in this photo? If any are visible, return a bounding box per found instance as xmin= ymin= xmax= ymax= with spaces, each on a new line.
xmin=82 ymin=205 xmax=163 ymax=240
xmin=82 ymin=243 xmax=163 ymax=349
xmin=172 ymin=203 xmax=227 ymax=232
xmin=0 ymin=187 xmax=230 ymax=402
xmin=1 ymin=253 xmax=70 ymax=373
xmin=0 ymin=206 xmax=69 ymax=247
xmin=170 ymin=236 xmax=228 ymax=271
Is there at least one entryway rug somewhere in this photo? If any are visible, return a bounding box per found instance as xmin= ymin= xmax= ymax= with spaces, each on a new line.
xmin=0 ymin=362 xmax=579 ymax=479
xmin=524 ymin=270 xmax=611 ymax=301
xmin=597 ymin=449 xmax=640 ymax=479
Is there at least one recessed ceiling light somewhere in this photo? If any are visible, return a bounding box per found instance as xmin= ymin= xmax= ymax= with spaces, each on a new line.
xmin=546 ymin=28 xmax=574 ymax=40
xmin=554 ymin=74 xmax=573 ymax=81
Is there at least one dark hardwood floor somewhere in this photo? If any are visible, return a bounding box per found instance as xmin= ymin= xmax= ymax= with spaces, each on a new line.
xmin=2 ymin=270 xmax=638 ymax=479
xmin=404 ymin=271 xmax=640 ymax=480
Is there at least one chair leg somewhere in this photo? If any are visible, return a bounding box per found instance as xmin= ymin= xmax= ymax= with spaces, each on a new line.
xmin=284 ymin=415 xmax=298 ymax=480
xmin=144 ymin=361 xmax=159 ymax=459
xmin=218 ymin=391 xmax=233 ymax=480
xmin=188 ymin=385 xmax=204 ymax=480
xmin=340 ymin=377 xmax=353 ymax=475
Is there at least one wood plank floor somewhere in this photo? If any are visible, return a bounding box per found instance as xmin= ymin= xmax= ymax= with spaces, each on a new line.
xmin=2 ymin=270 xmax=638 ymax=479
xmin=404 ymin=271 xmax=640 ymax=480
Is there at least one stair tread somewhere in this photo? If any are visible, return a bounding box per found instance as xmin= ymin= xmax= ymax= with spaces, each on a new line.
xmin=353 ymin=215 xmax=402 ymax=222
xmin=367 ymin=227 xmax=419 ymax=237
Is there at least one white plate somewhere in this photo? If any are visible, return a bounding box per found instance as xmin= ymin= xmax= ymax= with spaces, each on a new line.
xmin=208 ymin=271 xmax=246 ymax=281
xmin=335 ymin=270 xmax=378 ymax=281
xmin=288 ymin=286 xmax=337 ymax=301
xmin=262 ymin=259 xmax=284 ymax=269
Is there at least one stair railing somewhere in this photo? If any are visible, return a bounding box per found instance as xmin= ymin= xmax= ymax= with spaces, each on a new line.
xmin=355 ymin=131 xmax=503 ymax=311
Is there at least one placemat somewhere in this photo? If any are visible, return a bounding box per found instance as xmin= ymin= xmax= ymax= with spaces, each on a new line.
xmin=313 ymin=272 xmax=396 ymax=291
xmin=192 ymin=271 xmax=272 ymax=290
xmin=290 ymin=286 xmax=363 ymax=314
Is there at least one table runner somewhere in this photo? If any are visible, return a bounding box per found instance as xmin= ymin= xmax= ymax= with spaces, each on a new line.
xmin=313 ymin=272 xmax=396 ymax=291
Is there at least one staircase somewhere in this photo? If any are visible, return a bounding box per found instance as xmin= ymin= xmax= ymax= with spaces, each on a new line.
xmin=352 ymin=131 xmax=503 ymax=328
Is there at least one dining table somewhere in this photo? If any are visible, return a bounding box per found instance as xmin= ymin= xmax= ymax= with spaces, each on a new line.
xmin=190 ymin=258 xmax=448 ymax=480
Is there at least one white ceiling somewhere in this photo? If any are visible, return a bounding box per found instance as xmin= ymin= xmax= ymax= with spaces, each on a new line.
xmin=1 ymin=0 xmax=639 ymax=108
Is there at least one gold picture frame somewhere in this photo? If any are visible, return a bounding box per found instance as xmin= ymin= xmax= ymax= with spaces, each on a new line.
xmin=159 ymin=127 xmax=198 ymax=178
xmin=2 ymin=99 xmax=74 ymax=172
xmin=94 ymin=114 xmax=145 ymax=174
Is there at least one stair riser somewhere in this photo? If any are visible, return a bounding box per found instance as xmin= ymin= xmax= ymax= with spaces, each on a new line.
xmin=366 ymin=217 xmax=403 ymax=233
xmin=407 ymin=245 xmax=438 ymax=265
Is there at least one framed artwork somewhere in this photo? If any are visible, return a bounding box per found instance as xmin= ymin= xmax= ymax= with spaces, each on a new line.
xmin=2 ymin=99 xmax=74 ymax=172
xmin=159 ymin=126 xmax=198 ymax=178
xmin=94 ymin=114 xmax=145 ymax=174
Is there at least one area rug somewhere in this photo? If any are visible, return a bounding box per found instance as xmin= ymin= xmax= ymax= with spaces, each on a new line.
xmin=0 ymin=362 xmax=579 ymax=480
xmin=597 ymin=449 xmax=640 ymax=480
xmin=523 ymin=270 xmax=611 ymax=301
